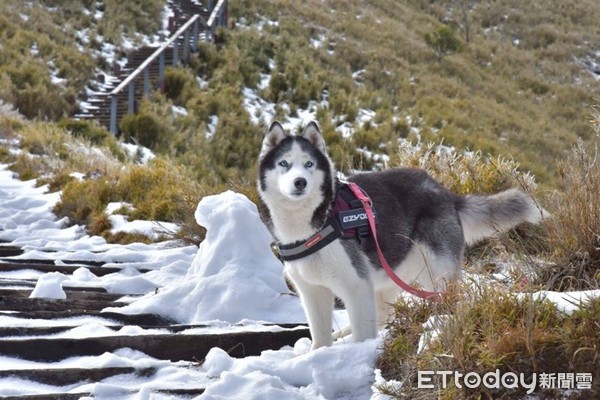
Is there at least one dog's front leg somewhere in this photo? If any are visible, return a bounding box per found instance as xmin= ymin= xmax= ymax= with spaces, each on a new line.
xmin=289 ymin=273 xmax=334 ymax=349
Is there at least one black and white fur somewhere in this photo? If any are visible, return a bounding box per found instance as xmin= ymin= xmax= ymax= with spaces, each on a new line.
xmin=257 ymin=121 xmax=544 ymax=349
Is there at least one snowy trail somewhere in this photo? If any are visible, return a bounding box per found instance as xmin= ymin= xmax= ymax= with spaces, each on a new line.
xmin=0 ymin=164 xmax=383 ymax=400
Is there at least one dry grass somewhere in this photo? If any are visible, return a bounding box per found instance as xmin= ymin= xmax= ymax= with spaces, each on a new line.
xmin=539 ymin=109 xmax=600 ymax=290
xmin=377 ymin=284 xmax=600 ymax=399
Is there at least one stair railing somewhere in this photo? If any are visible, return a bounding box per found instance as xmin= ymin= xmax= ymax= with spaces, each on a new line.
xmin=108 ymin=0 xmax=228 ymax=134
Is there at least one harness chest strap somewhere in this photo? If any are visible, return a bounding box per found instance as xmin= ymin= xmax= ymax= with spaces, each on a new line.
xmin=277 ymin=221 xmax=341 ymax=261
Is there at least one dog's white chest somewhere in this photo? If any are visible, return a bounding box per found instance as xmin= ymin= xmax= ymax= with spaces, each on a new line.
xmin=284 ymin=241 xmax=355 ymax=284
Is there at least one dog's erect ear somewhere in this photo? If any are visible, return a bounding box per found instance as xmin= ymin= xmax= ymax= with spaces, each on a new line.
xmin=260 ymin=121 xmax=288 ymax=160
xmin=301 ymin=121 xmax=327 ymax=153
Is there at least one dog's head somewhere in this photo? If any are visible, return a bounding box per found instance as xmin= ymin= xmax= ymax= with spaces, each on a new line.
xmin=258 ymin=121 xmax=334 ymax=205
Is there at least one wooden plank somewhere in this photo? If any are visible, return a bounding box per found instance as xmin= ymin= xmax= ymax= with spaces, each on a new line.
xmin=0 ymin=278 xmax=37 ymax=288
xmin=0 ymin=262 xmax=146 ymax=276
xmin=0 ymin=367 xmax=155 ymax=386
xmin=0 ymin=393 xmax=91 ymax=400
xmin=0 ymin=296 xmax=127 ymax=312
xmin=0 ymin=246 xmax=23 ymax=257
xmin=0 ymin=258 xmax=107 ymax=267
xmin=0 ymin=288 xmax=127 ymax=302
xmin=155 ymin=388 xmax=205 ymax=396
xmin=0 ymin=388 xmax=205 ymax=400
xmin=0 ymin=310 xmax=174 ymax=326
xmin=0 ymin=279 xmax=108 ymax=294
xmin=0 ymin=326 xmax=81 ymax=337
xmin=0 ymin=329 xmax=311 ymax=362
xmin=0 ymin=323 xmax=308 ymax=337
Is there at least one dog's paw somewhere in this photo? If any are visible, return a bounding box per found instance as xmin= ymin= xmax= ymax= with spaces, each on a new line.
xmin=332 ymin=325 xmax=352 ymax=341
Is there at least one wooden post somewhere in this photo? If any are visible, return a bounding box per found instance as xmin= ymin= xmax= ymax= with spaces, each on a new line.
xmin=158 ymin=52 xmax=165 ymax=92
xmin=183 ymin=27 xmax=190 ymax=64
xmin=128 ymin=81 xmax=135 ymax=114
xmin=109 ymin=96 xmax=117 ymax=134
xmin=143 ymin=68 xmax=150 ymax=98
xmin=173 ymin=40 xmax=179 ymax=66
xmin=192 ymin=18 xmax=199 ymax=52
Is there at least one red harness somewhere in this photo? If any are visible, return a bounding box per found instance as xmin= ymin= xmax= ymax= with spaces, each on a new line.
xmin=345 ymin=182 xmax=443 ymax=301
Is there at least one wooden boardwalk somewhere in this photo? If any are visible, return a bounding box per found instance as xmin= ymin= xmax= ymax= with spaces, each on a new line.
xmin=76 ymin=0 xmax=227 ymax=133
xmin=0 ymin=244 xmax=309 ymax=399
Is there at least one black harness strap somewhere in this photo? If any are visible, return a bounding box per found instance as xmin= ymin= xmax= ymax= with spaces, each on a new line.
xmin=275 ymin=182 xmax=375 ymax=262
xmin=277 ymin=217 xmax=342 ymax=261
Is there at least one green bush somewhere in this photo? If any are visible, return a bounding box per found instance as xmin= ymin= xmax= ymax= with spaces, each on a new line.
xmin=99 ymin=0 xmax=164 ymax=44
xmin=58 ymin=118 xmax=110 ymax=145
xmin=119 ymin=111 xmax=164 ymax=148
xmin=163 ymin=67 xmax=199 ymax=106
xmin=521 ymin=24 xmax=558 ymax=50
xmin=424 ymin=25 xmax=463 ymax=59
xmin=1 ymin=63 xmax=72 ymax=120
xmin=54 ymin=178 xmax=117 ymax=226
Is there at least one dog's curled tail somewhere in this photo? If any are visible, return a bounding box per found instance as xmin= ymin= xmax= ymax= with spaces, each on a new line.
xmin=458 ymin=188 xmax=546 ymax=245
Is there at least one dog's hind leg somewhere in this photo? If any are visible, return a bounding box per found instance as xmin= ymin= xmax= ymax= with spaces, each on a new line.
xmin=335 ymin=279 xmax=377 ymax=342
xmin=332 ymin=325 xmax=352 ymax=341
xmin=376 ymin=285 xmax=399 ymax=330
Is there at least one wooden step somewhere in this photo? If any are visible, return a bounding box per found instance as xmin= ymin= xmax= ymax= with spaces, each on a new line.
xmin=0 ymin=393 xmax=91 ymax=400
xmin=0 ymin=323 xmax=306 ymax=337
xmin=2 ymin=258 xmax=107 ymax=267
xmin=0 ymin=296 xmax=128 ymax=312
xmin=0 ymin=288 xmax=126 ymax=302
xmin=0 ymin=246 xmax=23 ymax=257
xmin=0 ymin=261 xmax=150 ymax=276
xmin=0 ymin=261 xmax=121 ymax=276
xmin=0 ymin=367 xmax=155 ymax=386
xmin=0 ymin=328 xmax=311 ymax=362
xmin=0 ymin=388 xmax=206 ymax=400
xmin=0 ymin=311 xmax=174 ymax=326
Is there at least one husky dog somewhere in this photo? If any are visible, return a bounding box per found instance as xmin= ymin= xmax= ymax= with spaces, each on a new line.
xmin=257 ymin=120 xmax=543 ymax=349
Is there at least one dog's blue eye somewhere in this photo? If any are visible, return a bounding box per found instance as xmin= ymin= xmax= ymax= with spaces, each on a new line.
xmin=278 ymin=160 xmax=289 ymax=168
xmin=305 ymin=161 xmax=314 ymax=168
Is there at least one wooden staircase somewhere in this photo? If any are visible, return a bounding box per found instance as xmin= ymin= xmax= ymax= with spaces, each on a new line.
xmin=0 ymin=243 xmax=309 ymax=399
xmin=75 ymin=0 xmax=228 ymax=133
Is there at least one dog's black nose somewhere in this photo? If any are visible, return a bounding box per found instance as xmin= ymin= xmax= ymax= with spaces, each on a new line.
xmin=294 ymin=178 xmax=307 ymax=191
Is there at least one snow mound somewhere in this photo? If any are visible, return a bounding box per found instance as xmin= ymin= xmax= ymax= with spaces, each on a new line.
xmin=111 ymin=191 xmax=305 ymax=324
xmin=200 ymin=337 xmax=382 ymax=400
xmin=30 ymin=272 xmax=68 ymax=299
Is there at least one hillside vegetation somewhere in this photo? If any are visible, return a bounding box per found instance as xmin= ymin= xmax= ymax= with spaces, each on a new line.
xmin=0 ymin=0 xmax=164 ymax=120
xmin=224 ymin=0 xmax=600 ymax=183
xmin=2 ymin=0 xmax=600 ymax=185
xmin=108 ymin=0 xmax=600 ymax=186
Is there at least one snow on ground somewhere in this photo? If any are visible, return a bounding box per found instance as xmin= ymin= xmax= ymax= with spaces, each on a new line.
xmin=0 ymin=163 xmax=383 ymax=399
xmin=118 ymin=142 xmax=156 ymax=164
xmin=105 ymin=201 xmax=179 ymax=241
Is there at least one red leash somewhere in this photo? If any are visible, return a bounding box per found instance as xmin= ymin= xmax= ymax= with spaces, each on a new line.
xmin=347 ymin=182 xmax=443 ymax=301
